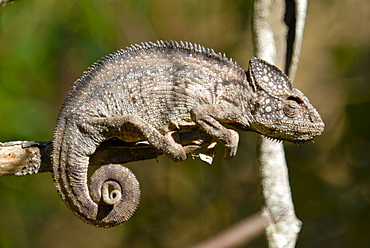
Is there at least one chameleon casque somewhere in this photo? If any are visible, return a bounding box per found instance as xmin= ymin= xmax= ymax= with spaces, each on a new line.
xmin=52 ymin=40 xmax=324 ymax=228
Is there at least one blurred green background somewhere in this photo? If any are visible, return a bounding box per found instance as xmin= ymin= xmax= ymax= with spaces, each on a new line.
xmin=0 ymin=0 xmax=369 ymax=247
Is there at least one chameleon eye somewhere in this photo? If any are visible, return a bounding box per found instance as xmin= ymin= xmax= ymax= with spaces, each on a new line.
xmin=287 ymin=96 xmax=303 ymax=104
xmin=283 ymin=97 xmax=303 ymax=118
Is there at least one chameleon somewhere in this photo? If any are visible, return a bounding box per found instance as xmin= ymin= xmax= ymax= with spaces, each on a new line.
xmin=52 ymin=40 xmax=324 ymax=228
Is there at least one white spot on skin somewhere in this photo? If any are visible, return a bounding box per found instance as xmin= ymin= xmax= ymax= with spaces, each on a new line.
xmin=265 ymin=106 xmax=272 ymax=112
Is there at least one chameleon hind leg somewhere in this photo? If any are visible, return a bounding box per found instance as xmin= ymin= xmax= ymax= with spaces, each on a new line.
xmin=81 ymin=115 xmax=187 ymax=162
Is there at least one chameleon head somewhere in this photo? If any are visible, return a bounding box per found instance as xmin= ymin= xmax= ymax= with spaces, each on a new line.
xmin=246 ymin=57 xmax=325 ymax=143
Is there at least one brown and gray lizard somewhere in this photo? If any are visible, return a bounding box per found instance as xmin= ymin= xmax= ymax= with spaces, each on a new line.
xmin=52 ymin=40 xmax=324 ymax=228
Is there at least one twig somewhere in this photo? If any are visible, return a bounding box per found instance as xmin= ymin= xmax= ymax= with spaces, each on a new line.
xmin=189 ymin=212 xmax=266 ymax=248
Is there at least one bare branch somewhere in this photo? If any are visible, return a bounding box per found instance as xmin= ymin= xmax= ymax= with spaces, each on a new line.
xmin=285 ymin=0 xmax=308 ymax=82
xmin=0 ymin=130 xmax=213 ymax=177
xmin=253 ymin=0 xmax=307 ymax=247
xmin=257 ymin=138 xmax=302 ymax=248
xmin=0 ymin=141 xmax=48 ymax=176
xmin=190 ymin=212 xmax=266 ymax=248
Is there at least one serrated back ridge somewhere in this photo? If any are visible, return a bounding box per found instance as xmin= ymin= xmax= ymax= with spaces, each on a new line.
xmin=82 ymin=40 xmax=243 ymax=82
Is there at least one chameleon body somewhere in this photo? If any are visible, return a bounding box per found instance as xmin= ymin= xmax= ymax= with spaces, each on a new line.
xmin=52 ymin=40 xmax=324 ymax=227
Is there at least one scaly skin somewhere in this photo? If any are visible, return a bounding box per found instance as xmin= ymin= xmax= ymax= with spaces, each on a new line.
xmin=52 ymin=40 xmax=324 ymax=227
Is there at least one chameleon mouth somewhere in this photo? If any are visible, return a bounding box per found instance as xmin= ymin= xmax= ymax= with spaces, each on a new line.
xmin=261 ymin=135 xmax=283 ymax=143
xmin=285 ymin=138 xmax=314 ymax=145
xmin=261 ymin=134 xmax=314 ymax=145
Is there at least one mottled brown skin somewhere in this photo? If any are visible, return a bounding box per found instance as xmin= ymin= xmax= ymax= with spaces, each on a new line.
xmin=52 ymin=40 xmax=324 ymax=228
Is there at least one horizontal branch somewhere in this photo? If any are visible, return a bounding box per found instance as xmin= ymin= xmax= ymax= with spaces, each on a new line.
xmin=0 ymin=130 xmax=213 ymax=177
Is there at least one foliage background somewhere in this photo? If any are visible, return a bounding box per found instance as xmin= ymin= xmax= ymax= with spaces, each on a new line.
xmin=0 ymin=0 xmax=369 ymax=247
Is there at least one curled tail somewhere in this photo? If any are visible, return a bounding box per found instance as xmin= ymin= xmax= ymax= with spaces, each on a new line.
xmin=52 ymin=119 xmax=140 ymax=228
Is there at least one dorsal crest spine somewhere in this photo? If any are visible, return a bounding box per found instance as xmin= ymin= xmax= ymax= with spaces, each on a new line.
xmin=93 ymin=40 xmax=243 ymax=72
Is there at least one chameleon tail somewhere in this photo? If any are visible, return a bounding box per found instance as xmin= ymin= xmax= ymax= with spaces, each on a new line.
xmin=52 ymin=119 xmax=140 ymax=228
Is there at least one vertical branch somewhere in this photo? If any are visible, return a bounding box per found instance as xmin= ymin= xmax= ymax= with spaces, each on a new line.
xmin=257 ymin=138 xmax=302 ymax=248
xmin=252 ymin=0 xmax=307 ymax=247
xmin=252 ymin=0 xmax=287 ymax=68
xmin=285 ymin=0 xmax=307 ymax=82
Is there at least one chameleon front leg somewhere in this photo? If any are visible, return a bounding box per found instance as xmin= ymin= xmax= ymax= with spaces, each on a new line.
xmin=190 ymin=104 xmax=240 ymax=160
